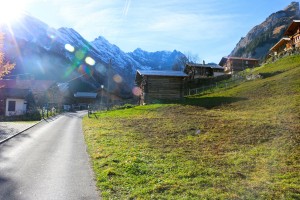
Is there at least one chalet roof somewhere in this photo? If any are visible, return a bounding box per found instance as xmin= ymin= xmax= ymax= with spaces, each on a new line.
xmin=219 ymin=57 xmax=259 ymax=66
xmin=284 ymin=20 xmax=300 ymax=36
xmin=0 ymin=88 xmax=30 ymax=99
xmin=136 ymin=70 xmax=187 ymax=77
xmin=186 ymin=63 xmax=224 ymax=70
xmin=0 ymin=80 xmax=55 ymax=92
xmin=74 ymin=92 xmax=97 ymax=98
xmin=270 ymin=38 xmax=291 ymax=52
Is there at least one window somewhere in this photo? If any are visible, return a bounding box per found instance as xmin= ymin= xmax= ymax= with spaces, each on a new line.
xmin=8 ymin=101 xmax=16 ymax=112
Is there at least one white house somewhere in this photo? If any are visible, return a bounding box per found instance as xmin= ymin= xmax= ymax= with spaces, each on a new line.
xmin=5 ymin=98 xmax=27 ymax=116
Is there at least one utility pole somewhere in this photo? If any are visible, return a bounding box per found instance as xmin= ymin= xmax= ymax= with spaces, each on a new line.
xmin=107 ymin=59 xmax=111 ymax=110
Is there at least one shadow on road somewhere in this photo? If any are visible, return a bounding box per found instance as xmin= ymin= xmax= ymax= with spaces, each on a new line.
xmin=0 ymin=176 xmax=23 ymax=200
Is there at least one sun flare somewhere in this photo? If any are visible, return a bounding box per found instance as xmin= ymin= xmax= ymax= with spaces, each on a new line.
xmin=0 ymin=1 xmax=26 ymax=24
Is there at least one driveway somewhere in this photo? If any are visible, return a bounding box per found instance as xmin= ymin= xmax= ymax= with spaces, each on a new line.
xmin=0 ymin=111 xmax=100 ymax=200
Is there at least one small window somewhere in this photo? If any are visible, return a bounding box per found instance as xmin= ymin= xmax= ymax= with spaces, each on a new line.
xmin=8 ymin=101 xmax=16 ymax=112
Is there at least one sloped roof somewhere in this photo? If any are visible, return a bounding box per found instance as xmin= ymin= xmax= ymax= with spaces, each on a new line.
xmin=0 ymin=88 xmax=30 ymax=99
xmin=74 ymin=92 xmax=97 ymax=98
xmin=0 ymin=80 xmax=55 ymax=92
xmin=136 ymin=70 xmax=187 ymax=77
xmin=219 ymin=57 xmax=259 ymax=66
xmin=186 ymin=63 xmax=224 ymax=70
xmin=284 ymin=20 xmax=300 ymax=36
xmin=270 ymin=38 xmax=291 ymax=51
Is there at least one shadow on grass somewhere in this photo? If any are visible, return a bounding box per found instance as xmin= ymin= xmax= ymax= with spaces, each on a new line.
xmin=175 ymin=96 xmax=248 ymax=109
xmin=260 ymin=71 xmax=283 ymax=78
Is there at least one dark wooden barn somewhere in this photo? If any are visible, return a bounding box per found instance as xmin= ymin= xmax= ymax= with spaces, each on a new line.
xmin=135 ymin=70 xmax=187 ymax=104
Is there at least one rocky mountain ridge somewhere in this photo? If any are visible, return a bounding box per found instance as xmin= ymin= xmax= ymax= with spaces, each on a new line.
xmin=230 ymin=1 xmax=300 ymax=60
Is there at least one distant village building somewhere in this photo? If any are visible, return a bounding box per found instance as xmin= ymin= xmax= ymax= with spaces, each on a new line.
xmin=269 ymin=20 xmax=300 ymax=57
xmin=135 ymin=70 xmax=187 ymax=105
xmin=219 ymin=57 xmax=259 ymax=74
xmin=96 ymin=88 xmax=123 ymax=107
xmin=0 ymin=88 xmax=30 ymax=116
xmin=184 ymin=63 xmax=225 ymax=79
xmin=0 ymin=80 xmax=55 ymax=116
xmin=73 ymin=92 xmax=97 ymax=110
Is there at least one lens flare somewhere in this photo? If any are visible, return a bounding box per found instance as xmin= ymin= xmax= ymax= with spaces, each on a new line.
xmin=113 ymin=74 xmax=122 ymax=83
xmin=132 ymin=86 xmax=142 ymax=96
xmin=47 ymin=28 xmax=57 ymax=40
xmin=65 ymin=44 xmax=75 ymax=52
xmin=75 ymin=50 xmax=85 ymax=60
xmin=78 ymin=64 xmax=93 ymax=76
xmin=0 ymin=1 xmax=25 ymax=24
xmin=85 ymin=56 xmax=96 ymax=66
xmin=95 ymin=63 xmax=107 ymax=75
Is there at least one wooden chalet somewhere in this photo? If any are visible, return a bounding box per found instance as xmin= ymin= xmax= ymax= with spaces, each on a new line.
xmin=269 ymin=20 xmax=300 ymax=58
xmin=270 ymin=38 xmax=291 ymax=56
xmin=96 ymin=88 xmax=123 ymax=106
xmin=219 ymin=57 xmax=259 ymax=74
xmin=135 ymin=70 xmax=187 ymax=104
xmin=73 ymin=92 xmax=97 ymax=110
xmin=284 ymin=20 xmax=300 ymax=48
xmin=184 ymin=63 xmax=224 ymax=79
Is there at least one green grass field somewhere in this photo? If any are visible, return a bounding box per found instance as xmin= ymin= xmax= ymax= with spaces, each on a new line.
xmin=83 ymin=55 xmax=300 ymax=199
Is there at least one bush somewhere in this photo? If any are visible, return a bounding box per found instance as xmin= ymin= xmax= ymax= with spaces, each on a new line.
xmin=112 ymin=104 xmax=136 ymax=110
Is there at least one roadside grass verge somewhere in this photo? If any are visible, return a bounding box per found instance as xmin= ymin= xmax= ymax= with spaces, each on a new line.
xmin=83 ymin=55 xmax=300 ymax=199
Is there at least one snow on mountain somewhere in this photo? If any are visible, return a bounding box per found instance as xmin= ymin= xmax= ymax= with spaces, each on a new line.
xmin=2 ymin=13 xmax=186 ymax=96
xmin=128 ymin=48 xmax=186 ymax=70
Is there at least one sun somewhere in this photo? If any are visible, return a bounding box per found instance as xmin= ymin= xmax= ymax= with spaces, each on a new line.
xmin=0 ymin=1 xmax=26 ymax=24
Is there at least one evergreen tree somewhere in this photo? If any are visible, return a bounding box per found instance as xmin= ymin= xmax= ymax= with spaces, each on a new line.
xmin=0 ymin=32 xmax=15 ymax=79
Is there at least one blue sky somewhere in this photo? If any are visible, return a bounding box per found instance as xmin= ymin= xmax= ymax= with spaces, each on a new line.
xmin=4 ymin=0 xmax=296 ymax=63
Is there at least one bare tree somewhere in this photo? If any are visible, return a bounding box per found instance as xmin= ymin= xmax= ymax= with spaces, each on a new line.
xmin=0 ymin=32 xmax=15 ymax=79
xmin=185 ymin=52 xmax=200 ymax=64
xmin=172 ymin=55 xmax=188 ymax=71
xmin=172 ymin=52 xmax=200 ymax=71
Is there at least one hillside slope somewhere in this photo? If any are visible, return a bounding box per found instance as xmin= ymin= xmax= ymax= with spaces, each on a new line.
xmin=83 ymin=55 xmax=300 ymax=199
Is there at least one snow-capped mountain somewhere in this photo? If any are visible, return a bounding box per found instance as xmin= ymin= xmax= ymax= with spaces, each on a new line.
xmin=1 ymin=13 xmax=186 ymax=96
xmin=129 ymin=48 xmax=185 ymax=70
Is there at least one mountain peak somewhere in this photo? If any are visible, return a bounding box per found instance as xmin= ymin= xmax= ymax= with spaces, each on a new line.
xmin=284 ymin=1 xmax=299 ymax=12
xmin=92 ymin=36 xmax=109 ymax=43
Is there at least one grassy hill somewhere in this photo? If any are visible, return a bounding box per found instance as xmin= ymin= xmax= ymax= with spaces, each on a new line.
xmin=83 ymin=55 xmax=300 ymax=199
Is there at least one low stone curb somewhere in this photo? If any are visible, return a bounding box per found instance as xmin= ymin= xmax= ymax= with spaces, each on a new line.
xmin=0 ymin=114 xmax=61 ymax=145
xmin=0 ymin=120 xmax=43 ymax=145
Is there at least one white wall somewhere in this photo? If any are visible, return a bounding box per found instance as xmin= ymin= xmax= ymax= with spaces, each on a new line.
xmin=5 ymin=98 xmax=27 ymax=116
xmin=214 ymin=72 xmax=226 ymax=77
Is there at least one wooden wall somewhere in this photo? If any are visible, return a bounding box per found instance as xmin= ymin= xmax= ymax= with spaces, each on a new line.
xmin=228 ymin=59 xmax=259 ymax=72
xmin=143 ymin=76 xmax=184 ymax=104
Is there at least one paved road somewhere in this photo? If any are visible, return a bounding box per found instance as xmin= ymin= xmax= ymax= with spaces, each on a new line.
xmin=0 ymin=111 xmax=100 ymax=200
